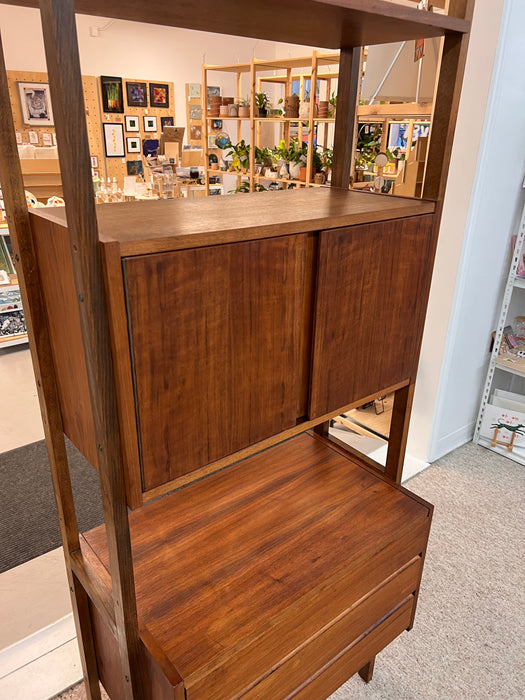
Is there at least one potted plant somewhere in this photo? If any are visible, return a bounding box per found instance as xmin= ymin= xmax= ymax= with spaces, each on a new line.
xmin=299 ymin=146 xmax=323 ymax=182
xmin=255 ymin=92 xmax=270 ymax=118
xmin=287 ymin=138 xmax=307 ymax=180
xmin=320 ymin=147 xmax=333 ymax=180
xmin=328 ymin=92 xmax=337 ymax=118
xmin=225 ymin=139 xmax=250 ymax=172
xmin=282 ymin=93 xmax=300 ymax=119
xmin=238 ymin=96 xmax=250 ymax=119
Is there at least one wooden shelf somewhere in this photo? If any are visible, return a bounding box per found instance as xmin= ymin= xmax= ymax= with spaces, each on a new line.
xmin=80 ymin=431 xmax=431 ymax=700
xmin=8 ymin=1 xmax=469 ymax=48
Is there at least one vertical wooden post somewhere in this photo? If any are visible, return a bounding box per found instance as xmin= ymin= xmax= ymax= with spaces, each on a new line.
xmin=422 ymin=0 xmax=475 ymax=200
xmin=306 ymin=51 xmax=319 ymax=187
xmin=331 ymin=46 xmax=361 ymax=189
xmin=385 ymin=383 xmax=416 ymax=484
xmin=38 ymin=0 xmax=144 ymax=696
xmin=250 ymin=59 xmax=256 ymax=192
xmin=202 ymin=64 xmax=209 ymax=195
xmin=0 ymin=29 xmax=101 ymax=700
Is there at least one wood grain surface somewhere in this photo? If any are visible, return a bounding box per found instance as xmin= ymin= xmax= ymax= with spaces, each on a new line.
xmin=82 ymin=432 xmax=431 ymax=698
xmin=31 ymin=189 xmax=436 ymax=256
xmin=1 ymin=0 xmax=470 ymax=49
xmin=124 ymin=235 xmax=306 ymax=490
xmin=310 ymin=214 xmax=434 ymax=417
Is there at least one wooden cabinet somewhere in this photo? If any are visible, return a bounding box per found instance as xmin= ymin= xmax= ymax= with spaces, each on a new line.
xmin=30 ymin=189 xmax=435 ymax=503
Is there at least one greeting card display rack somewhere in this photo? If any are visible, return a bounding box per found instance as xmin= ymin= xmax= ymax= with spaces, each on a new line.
xmin=0 ymin=1 xmax=472 ymax=698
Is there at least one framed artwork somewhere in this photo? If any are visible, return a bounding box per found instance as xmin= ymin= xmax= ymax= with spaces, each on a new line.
xmin=143 ymin=115 xmax=157 ymax=132
xmin=142 ymin=139 xmax=159 ymax=157
xmin=149 ymin=83 xmax=169 ymax=108
xmin=190 ymin=125 xmax=202 ymax=141
xmin=125 ymin=115 xmax=140 ymax=132
xmin=126 ymin=160 xmax=144 ymax=176
xmin=18 ymin=82 xmax=54 ymax=125
xmin=28 ymin=131 xmax=39 ymax=144
xmin=188 ymin=83 xmax=201 ymax=99
xmin=90 ymin=155 xmax=98 ymax=168
xmin=100 ymin=76 xmax=124 ymax=113
xmin=126 ymin=136 xmax=141 ymax=153
xmin=189 ymin=105 xmax=201 ymax=121
xmin=126 ymin=81 xmax=147 ymax=108
xmin=160 ymin=116 xmax=174 ymax=129
xmin=212 ymin=119 xmax=223 ymax=130
xmin=103 ymin=123 xmax=125 ymax=157
xmin=207 ymin=86 xmax=221 ymax=106
xmin=42 ymin=132 xmax=53 ymax=146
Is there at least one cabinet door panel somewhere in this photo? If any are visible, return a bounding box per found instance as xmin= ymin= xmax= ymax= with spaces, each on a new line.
xmin=124 ymin=235 xmax=306 ymax=491
xmin=310 ymin=215 xmax=434 ymax=418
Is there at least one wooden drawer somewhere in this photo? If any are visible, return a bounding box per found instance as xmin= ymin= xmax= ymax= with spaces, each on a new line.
xmin=239 ymin=559 xmax=419 ymax=699
xmin=293 ymin=595 xmax=415 ymax=700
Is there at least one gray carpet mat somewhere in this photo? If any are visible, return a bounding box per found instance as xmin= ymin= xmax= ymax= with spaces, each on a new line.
xmin=0 ymin=439 xmax=104 ymax=573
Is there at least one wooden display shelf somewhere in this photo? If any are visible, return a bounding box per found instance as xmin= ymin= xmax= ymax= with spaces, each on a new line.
xmin=79 ymin=431 xmax=432 ymax=700
xmin=495 ymin=355 xmax=525 ymax=378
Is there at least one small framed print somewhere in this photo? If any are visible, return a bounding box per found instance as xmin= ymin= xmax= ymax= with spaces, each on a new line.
xmin=125 ymin=115 xmax=140 ymax=132
xmin=42 ymin=132 xmax=53 ymax=146
xmin=15 ymin=132 xmax=22 ymax=144
xmin=189 ymin=105 xmax=202 ymax=121
xmin=126 ymin=81 xmax=147 ymax=108
xmin=143 ymin=115 xmax=157 ymax=132
xmin=103 ymin=122 xmax=125 ymax=157
xmin=18 ymin=82 xmax=54 ymax=126
xmin=190 ymin=125 xmax=202 ymax=141
xmin=127 ymin=160 xmax=144 ymax=177
xmin=212 ymin=119 xmax=223 ymax=130
xmin=90 ymin=155 xmax=98 ymax=168
xmin=160 ymin=116 xmax=174 ymax=130
xmin=126 ymin=136 xmax=141 ymax=153
xmin=149 ymin=82 xmax=169 ymax=108
xmin=28 ymin=131 xmax=39 ymax=144
xmin=100 ymin=76 xmax=124 ymax=113
xmin=188 ymin=83 xmax=201 ymax=99
xmin=207 ymin=85 xmax=221 ymax=106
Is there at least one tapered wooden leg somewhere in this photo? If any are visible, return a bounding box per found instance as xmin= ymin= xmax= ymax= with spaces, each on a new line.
xmin=313 ymin=421 xmax=330 ymax=437
xmin=358 ymin=657 xmax=375 ymax=683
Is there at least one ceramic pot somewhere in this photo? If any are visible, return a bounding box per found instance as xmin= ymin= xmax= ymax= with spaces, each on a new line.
xmin=289 ymin=162 xmax=301 ymax=180
xmin=314 ymin=172 xmax=326 ymax=185
xmin=299 ymin=101 xmax=310 ymax=119
xmin=238 ymin=106 xmax=250 ymax=118
xmin=257 ymin=108 xmax=267 ymax=118
xmin=228 ymin=104 xmax=239 ymax=117
xmin=219 ymin=105 xmax=229 ymax=116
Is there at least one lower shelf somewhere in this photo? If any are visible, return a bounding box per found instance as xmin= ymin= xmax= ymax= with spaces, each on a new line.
xmin=79 ymin=432 xmax=432 ymax=699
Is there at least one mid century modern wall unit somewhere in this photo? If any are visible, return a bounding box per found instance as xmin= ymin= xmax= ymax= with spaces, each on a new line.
xmin=0 ymin=1 xmax=472 ymax=698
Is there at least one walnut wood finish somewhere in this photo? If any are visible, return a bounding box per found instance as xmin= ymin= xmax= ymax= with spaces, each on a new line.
xmin=310 ymin=214 xmax=434 ymax=418
xmin=39 ymin=0 xmax=143 ymax=695
xmin=0 ymin=30 xmax=102 ymax=700
xmin=123 ymin=236 xmax=306 ymax=490
xmin=331 ymin=46 xmax=361 ymax=189
xmin=81 ymin=432 xmax=431 ymax=699
xmin=32 ymin=189 xmax=436 ymax=256
xmin=2 ymin=0 xmax=469 ymax=49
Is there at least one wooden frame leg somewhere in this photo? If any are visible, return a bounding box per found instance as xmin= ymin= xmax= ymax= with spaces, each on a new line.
xmin=385 ymin=383 xmax=415 ymax=483
xmin=358 ymin=657 xmax=375 ymax=683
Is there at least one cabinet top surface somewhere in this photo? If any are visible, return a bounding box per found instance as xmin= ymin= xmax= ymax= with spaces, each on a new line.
xmin=82 ymin=432 xmax=431 ymax=682
xmin=4 ymin=1 xmax=470 ymax=48
xmin=32 ymin=189 xmax=435 ymax=256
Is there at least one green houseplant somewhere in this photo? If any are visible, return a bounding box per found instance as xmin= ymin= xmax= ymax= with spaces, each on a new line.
xmin=255 ymin=92 xmax=270 ymax=118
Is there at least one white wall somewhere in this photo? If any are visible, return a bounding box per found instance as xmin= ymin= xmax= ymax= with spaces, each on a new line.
xmin=413 ymin=0 xmax=525 ymax=462
xmin=0 ymin=5 xmax=279 ymax=131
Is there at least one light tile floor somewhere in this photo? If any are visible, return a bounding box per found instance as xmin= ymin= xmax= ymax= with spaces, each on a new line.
xmin=0 ymin=345 xmax=78 ymax=698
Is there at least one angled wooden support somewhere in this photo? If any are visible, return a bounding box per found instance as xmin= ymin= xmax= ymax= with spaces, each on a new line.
xmin=331 ymin=46 xmax=362 ymax=189
xmin=0 ymin=29 xmax=101 ymax=700
xmin=385 ymin=383 xmax=416 ymax=484
xmin=38 ymin=0 xmax=144 ymax=695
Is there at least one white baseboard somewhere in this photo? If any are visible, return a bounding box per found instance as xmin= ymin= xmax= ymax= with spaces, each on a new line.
xmin=0 ymin=614 xmax=82 ymax=700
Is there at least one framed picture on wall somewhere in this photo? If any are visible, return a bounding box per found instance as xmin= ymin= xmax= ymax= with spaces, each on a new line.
xmin=143 ymin=115 xmax=157 ymax=132
xmin=103 ymin=122 xmax=125 ymax=157
xmin=100 ymin=76 xmax=124 ymax=113
xmin=189 ymin=105 xmax=202 ymax=121
xmin=126 ymin=160 xmax=144 ymax=176
xmin=188 ymin=83 xmax=201 ymax=99
xmin=149 ymin=83 xmax=169 ymax=108
xmin=206 ymin=86 xmax=221 ymax=106
xmin=17 ymin=82 xmax=54 ymax=126
xmin=126 ymin=136 xmax=141 ymax=153
xmin=125 ymin=115 xmax=140 ymax=132
xmin=160 ymin=116 xmax=174 ymax=130
xmin=126 ymin=81 xmax=147 ymax=108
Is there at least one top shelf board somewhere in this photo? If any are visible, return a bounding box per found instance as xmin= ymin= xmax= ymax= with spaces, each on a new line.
xmin=30 ymin=188 xmax=435 ymax=258
xmin=4 ymin=1 xmax=470 ymax=49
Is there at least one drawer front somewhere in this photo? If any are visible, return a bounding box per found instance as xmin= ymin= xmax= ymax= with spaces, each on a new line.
xmin=292 ymin=595 xmax=415 ymax=700
xmin=241 ymin=559 xmax=419 ymax=699
xmin=186 ymin=522 xmax=427 ymax=700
